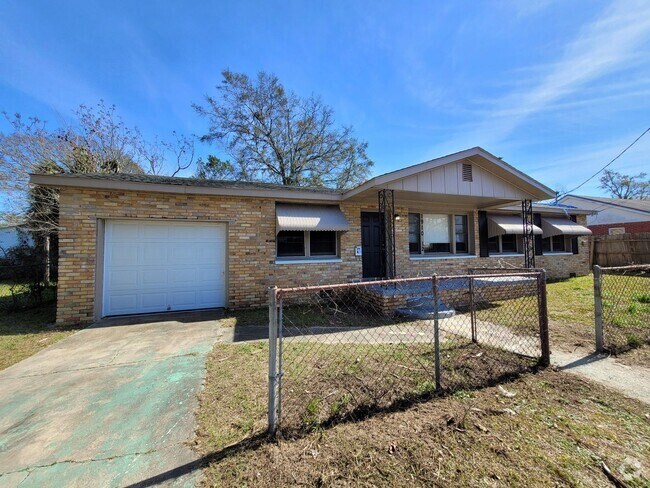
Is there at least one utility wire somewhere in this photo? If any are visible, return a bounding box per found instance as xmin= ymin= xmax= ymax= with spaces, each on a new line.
xmin=557 ymin=126 xmax=650 ymax=198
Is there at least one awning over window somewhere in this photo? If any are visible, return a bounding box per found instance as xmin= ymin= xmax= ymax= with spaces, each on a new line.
xmin=541 ymin=218 xmax=592 ymax=238
xmin=276 ymin=204 xmax=350 ymax=233
xmin=487 ymin=214 xmax=542 ymax=238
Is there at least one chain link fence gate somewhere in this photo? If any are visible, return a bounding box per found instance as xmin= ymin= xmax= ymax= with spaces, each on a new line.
xmin=267 ymin=270 xmax=549 ymax=435
xmin=594 ymin=264 xmax=650 ymax=354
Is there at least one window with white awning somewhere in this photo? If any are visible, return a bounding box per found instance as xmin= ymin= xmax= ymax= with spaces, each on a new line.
xmin=487 ymin=214 xmax=542 ymax=238
xmin=485 ymin=214 xmax=542 ymax=255
xmin=275 ymin=204 xmax=349 ymax=260
xmin=540 ymin=218 xmax=592 ymax=237
xmin=276 ymin=204 xmax=350 ymax=233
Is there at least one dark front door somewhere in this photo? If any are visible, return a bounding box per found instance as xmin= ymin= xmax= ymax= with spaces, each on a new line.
xmin=361 ymin=212 xmax=382 ymax=278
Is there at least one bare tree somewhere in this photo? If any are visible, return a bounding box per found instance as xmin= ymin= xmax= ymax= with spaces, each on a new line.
xmin=599 ymin=170 xmax=649 ymax=199
xmin=194 ymin=70 xmax=373 ymax=188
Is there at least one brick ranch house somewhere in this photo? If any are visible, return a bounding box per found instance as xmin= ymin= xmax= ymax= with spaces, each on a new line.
xmin=31 ymin=147 xmax=594 ymax=325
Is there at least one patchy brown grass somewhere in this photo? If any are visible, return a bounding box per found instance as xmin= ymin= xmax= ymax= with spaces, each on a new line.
xmin=0 ymin=302 xmax=84 ymax=371
xmin=196 ymin=342 xmax=650 ymax=487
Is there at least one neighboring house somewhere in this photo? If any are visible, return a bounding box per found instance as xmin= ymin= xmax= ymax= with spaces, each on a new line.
xmin=559 ymin=194 xmax=650 ymax=236
xmin=31 ymin=147 xmax=593 ymax=325
xmin=0 ymin=225 xmax=31 ymax=254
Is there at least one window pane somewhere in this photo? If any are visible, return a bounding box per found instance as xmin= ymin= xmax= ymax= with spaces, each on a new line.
xmin=277 ymin=231 xmax=305 ymax=257
xmin=542 ymin=237 xmax=551 ymax=252
xmin=552 ymin=235 xmax=565 ymax=252
xmin=310 ymin=231 xmax=337 ymax=256
xmin=423 ymin=214 xmax=451 ymax=253
xmin=408 ymin=213 xmax=421 ymax=254
xmin=501 ymin=234 xmax=517 ymax=253
xmin=488 ymin=236 xmax=500 ymax=253
xmin=455 ymin=215 xmax=468 ymax=253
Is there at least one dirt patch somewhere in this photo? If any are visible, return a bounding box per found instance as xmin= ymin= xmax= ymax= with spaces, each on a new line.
xmin=195 ymin=342 xmax=650 ymax=487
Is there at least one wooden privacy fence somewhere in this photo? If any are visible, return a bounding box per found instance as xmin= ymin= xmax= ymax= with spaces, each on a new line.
xmin=590 ymin=232 xmax=650 ymax=267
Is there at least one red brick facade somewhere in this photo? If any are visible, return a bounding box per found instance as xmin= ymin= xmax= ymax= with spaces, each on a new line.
xmin=588 ymin=220 xmax=650 ymax=236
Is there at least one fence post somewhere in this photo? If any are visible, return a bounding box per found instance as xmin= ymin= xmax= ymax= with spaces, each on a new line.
xmin=536 ymin=270 xmax=550 ymax=367
xmin=268 ymin=286 xmax=279 ymax=435
xmin=469 ymin=271 xmax=477 ymax=343
xmin=593 ymin=265 xmax=604 ymax=354
xmin=432 ymin=274 xmax=441 ymax=392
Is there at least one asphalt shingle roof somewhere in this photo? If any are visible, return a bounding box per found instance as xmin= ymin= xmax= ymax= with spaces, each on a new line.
xmin=47 ymin=172 xmax=345 ymax=195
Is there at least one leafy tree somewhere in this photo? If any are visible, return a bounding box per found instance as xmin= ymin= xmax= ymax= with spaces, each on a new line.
xmin=599 ymin=170 xmax=649 ymax=199
xmin=194 ymin=70 xmax=373 ymax=188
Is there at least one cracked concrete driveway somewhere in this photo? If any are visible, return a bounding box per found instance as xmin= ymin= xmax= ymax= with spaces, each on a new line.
xmin=0 ymin=311 xmax=223 ymax=488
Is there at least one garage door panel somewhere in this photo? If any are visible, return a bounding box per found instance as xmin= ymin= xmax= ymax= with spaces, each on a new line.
xmin=140 ymin=243 xmax=167 ymax=264
xmin=107 ymin=269 xmax=139 ymax=287
xmin=141 ymin=292 xmax=168 ymax=310
xmin=169 ymin=268 xmax=197 ymax=284
xmin=108 ymin=244 xmax=139 ymax=266
xmin=196 ymin=268 xmax=220 ymax=283
xmin=108 ymin=294 xmax=138 ymax=314
xmin=141 ymin=269 xmax=167 ymax=285
xmin=110 ymin=222 xmax=140 ymax=240
xmin=103 ymin=220 xmax=227 ymax=317
xmin=142 ymin=224 xmax=169 ymax=240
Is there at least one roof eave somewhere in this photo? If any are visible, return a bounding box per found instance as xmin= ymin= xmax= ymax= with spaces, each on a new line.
xmin=29 ymin=174 xmax=343 ymax=202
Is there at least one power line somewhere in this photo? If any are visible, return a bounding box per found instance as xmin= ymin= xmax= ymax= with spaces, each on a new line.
xmin=558 ymin=126 xmax=650 ymax=198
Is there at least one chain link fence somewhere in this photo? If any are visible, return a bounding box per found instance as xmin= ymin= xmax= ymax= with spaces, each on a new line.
xmin=268 ymin=270 xmax=549 ymax=435
xmin=594 ymin=265 xmax=650 ymax=354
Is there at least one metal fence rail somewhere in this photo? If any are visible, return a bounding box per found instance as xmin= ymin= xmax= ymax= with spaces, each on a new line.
xmin=268 ymin=271 xmax=549 ymax=435
xmin=594 ymin=264 xmax=650 ymax=354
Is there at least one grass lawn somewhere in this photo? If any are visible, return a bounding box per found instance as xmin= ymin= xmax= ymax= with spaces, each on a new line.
xmin=196 ymin=342 xmax=650 ymax=487
xmin=0 ymin=282 xmax=84 ymax=371
xmin=479 ymin=275 xmax=649 ymax=365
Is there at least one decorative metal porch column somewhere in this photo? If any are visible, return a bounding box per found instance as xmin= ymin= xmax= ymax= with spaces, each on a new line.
xmin=522 ymin=199 xmax=535 ymax=268
xmin=378 ymin=189 xmax=396 ymax=279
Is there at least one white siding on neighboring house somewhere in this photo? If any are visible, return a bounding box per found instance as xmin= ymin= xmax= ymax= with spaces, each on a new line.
xmin=559 ymin=196 xmax=649 ymax=225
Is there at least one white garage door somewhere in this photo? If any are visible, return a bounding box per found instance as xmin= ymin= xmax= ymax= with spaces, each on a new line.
xmin=102 ymin=220 xmax=227 ymax=317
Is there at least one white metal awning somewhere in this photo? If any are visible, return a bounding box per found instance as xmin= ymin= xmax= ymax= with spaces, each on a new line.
xmin=541 ymin=218 xmax=592 ymax=238
xmin=488 ymin=214 xmax=542 ymax=238
xmin=276 ymin=204 xmax=350 ymax=233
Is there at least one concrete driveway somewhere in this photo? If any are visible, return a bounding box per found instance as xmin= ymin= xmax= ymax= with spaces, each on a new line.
xmin=0 ymin=311 xmax=223 ymax=488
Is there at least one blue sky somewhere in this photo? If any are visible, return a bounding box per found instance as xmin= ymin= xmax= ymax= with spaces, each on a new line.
xmin=1 ymin=0 xmax=649 ymax=199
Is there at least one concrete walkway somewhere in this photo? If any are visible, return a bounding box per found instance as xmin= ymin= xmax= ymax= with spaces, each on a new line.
xmin=551 ymin=348 xmax=650 ymax=404
xmin=0 ymin=311 xmax=222 ymax=488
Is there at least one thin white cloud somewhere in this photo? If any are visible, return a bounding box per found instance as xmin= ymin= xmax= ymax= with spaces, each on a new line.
xmin=472 ymin=0 xmax=650 ymax=145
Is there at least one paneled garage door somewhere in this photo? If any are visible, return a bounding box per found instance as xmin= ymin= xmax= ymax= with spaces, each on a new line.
xmin=102 ymin=220 xmax=227 ymax=317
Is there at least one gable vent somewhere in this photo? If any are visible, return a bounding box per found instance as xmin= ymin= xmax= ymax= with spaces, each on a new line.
xmin=462 ymin=163 xmax=473 ymax=182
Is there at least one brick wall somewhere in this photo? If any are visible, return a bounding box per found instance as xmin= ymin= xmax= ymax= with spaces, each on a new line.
xmin=588 ymin=220 xmax=650 ymax=236
xmin=56 ymin=188 xmax=591 ymax=324
xmin=394 ymin=211 xmax=590 ymax=280
xmin=57 ymin=188 xmax=363 ymax=324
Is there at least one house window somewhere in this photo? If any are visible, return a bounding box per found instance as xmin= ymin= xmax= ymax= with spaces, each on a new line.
xmin=543 ymin=235 xmax=567 ymax=253
xmin=276 ymin=231 xmax=338 ymax=258
xmin=409 ymin=213 xmax=470 ymax=255
xmin=455 ymin=215 xmax=469 ymax=253
xmin=310 ymin=231 xmax=337 ymax=256
xmin=408 ymin=213 xmax=421 ymax=254
xmin=488 ymin=235 xmax=520 ymax=254
xmin=423 ymin=214 xmax=451 ymax=253
xmin=277 ymin=231 xmax=305 ymax=257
